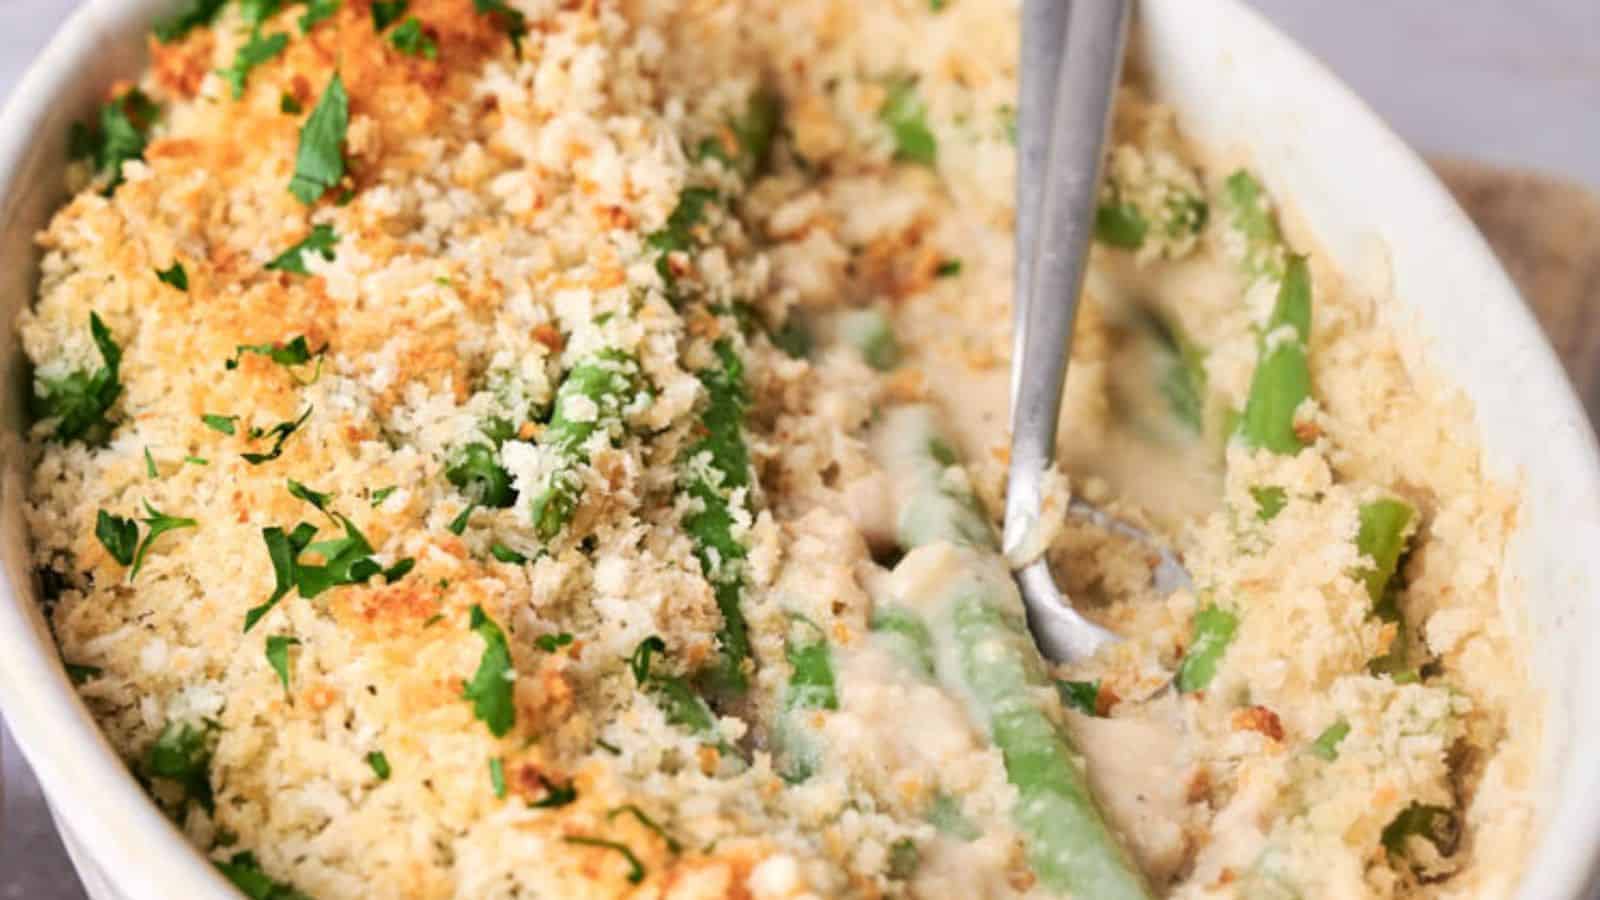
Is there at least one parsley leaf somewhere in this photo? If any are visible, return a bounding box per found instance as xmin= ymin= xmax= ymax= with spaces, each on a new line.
xmin=1310 ymin=719 xmax=1351 ymax=761
xmin=152 ymin=0 xmax=227 ymax=42
xmin=287 ymin=74 xmax=348 ymax=204
xmin=130 ymin=501 xmax=198 ymax=580
xmin=489 ymin=543 xmax=527 ymax=564
xmin=265 ymin=635 xmax=300 ymax=694
xmin=95 ymin=510 xmax=138 ymax=566
xmin=202 ymin=414 xmax=238 ymax=435
xmin=389 ymin=17 xmax=437 ymax=58
xmin=70 ymin=89 xmax=159 ymax=192
xmin=488 ymin=756 xmax=506 ymax=798
xmin=298 ymin=0 xmax=340 ymax=33
xmin=880 ymin=78 xmax=936 ymax=166
xmin=529 ymin=773 xmax=577 ymax=807
xmin=370 ymin=485 xmax=398 ymax=506
xmin=221 ymin=29 xmax=289 ymax=99
xmin=628 ymin=637 xmax=719 ymax=737
xmin=366 ymin=750 xmax=391 ymax=780
xmin=370 ymin=0 xmax=406 ymax=29
xmin=563 ymin=836 xmax=644 ymax=885
xmin=214 ymin=851 xmax=313 ymax=900
xmin=156 ymin=261 xmax=189 ymax=291
xmin=240 ymin=406 xmax=312 ymax=464
xmin=145 ymin=719 xmax=216 ymax=813
xmin=472 ymin=0 xmax=527 ymax=56
xmin=31 ymin=312 xmax=122 ymax=445
xmin=245 ymin=515 xmax=411 ymax=630
xmin=280 ymin=92 xmax=303 ymax=115
xmin=934 ymin=259 xmax=962 ymax=278
xmin=238 ymin=0 xmax=284 ymax=26
xmin=462 ymin=604 xmax=515 ymax=737
xmin=534 ymin=632 xmax=572 ymax=652
xmin=447 ymin=501 xmax=476 ymax=536
xmin=145 ymin=447 xmax=160 ymax=478
xmin=64 ymin=662 xmax=103 ymax=685
xmin=646 ymin=187 xmax=718 ymax=287
xmin=1055 ymin=679 xmax=1103 ymax=717
xmin=265 ymin=225 xmax=339 ymax=274
xmin=225 ymin=335 xmax=325 ymax=373
xmin=286 ymin=479 xmax=333 ymax=514
xmin=608 ymin=804 xmax=682 ymax=852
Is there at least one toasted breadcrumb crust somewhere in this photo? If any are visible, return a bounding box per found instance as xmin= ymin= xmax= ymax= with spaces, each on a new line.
xmin=20 ymin=1 xmax=1532 ymax=898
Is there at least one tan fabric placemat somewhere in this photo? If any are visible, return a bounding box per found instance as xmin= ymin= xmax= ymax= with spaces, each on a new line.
xmin=1431 ymin=158 xmax=1600 ymax=426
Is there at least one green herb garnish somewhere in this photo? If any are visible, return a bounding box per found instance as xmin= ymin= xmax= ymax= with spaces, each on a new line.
xmin=265 ymin=224 xmax=339 ymax=273
xmin=562 ymin=836 xmax=645 ymax=885
xmin=145 ymin=447 xmax=160 ymax=478
xmin=366 ymin=750 xmax=391 ymax=780
xmin=152 ymin=0 xmax=227 ymax=43
xmin=287 ymin=73 xmax=348 ymax=204
xmin=388 ymin=17 xmax=437 ymax=58
xmin=880 ymin=78 xmax=936 ymax=166
xmin=445 ymin=443 xmax=514 ymax=507
xmin=64 ymin=662 xmax=103 ymax=685
xmin=447 ymin=502 xmax=476 ymax=536
xmin=31 ymin=312 xmax=122 ymax=445
xmin=370 ymin=485 xmax=398 ymax=506
xmin=608 ymin=804 xmax=681 ymax=852
xmin=265 ymin=635 xmax=300 ymax=694
xmin=146 ymin=719 xmax=215 ymax=813
xmin=489 ymin=543 xmax=527 ymax=564
xmin=246 ymin=515 xmax=412 ymax=630
xmin=1310 ymin=719 xmax=1350 ymax=761
xmin=240 ymin=406 xmax=313 ymax=464
xmin=156 ymin=262 xmax=189 ymax=291
xmin=534 ymin=632 xmax=572 ymax=652
xmin=298 ymin=0 xmax=340 ymax=33
xmin=69 ymin=89 xmax=158 ymax=193
xmin=202 ymin=414 xmax=238 ymax=435
xmin=1055 ymin=679 xmax=1102 ymax=717
xmin=530 ymin=774 xmax=577 ymax=808
xmin=370 ymin=1 xmax=406 ymax=30
xmin=462 ymin=604 xmax=515 ymax=737
xmin=287 ymin=480 xmax=332 ymax=514
xmin=97 ymin=502 xmax=197 ymax=580
xmin=214 ymin=850 xmax=313 ymax=900
xmin=221 ymin=29 xmax=288 ymax=99
xmin=472 ymin=0 xmax=527 ymax=56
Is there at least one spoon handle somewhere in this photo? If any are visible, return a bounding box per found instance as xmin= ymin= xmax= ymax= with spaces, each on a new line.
xmin=1004 ymin=0 xmax=1131 ymax=558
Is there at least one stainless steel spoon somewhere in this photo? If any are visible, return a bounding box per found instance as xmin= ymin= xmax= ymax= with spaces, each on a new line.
xmin=1005 ymin=0 xmax=1190 ymax=665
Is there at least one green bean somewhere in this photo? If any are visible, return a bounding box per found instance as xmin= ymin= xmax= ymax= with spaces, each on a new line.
xmin=1356 ymin=498 xmax=1413 ymax=609
xmin=529 ymin=350 xmax=642 ymax=540
xmin=880 ymin=77 xmax=937 ymax=166
xmin=869 ymin=605 xmax=936 ymax=678
xmin=871 ymin=404 xmax=1151 ymax=899
xmin=1238 ymin=254 xmax=1313 ymax=454
xmin=833 ymin=308 xmax=900 ymax=371
xmin=774 ymin=616 xmax=838 ymax=782
xmin=1175 ymin=603 xmax=1238 ymax=694
xmin=1095 ymin=171 xmax=1206 ymax=252
xmin=1220 ymin=169 xmax=1286 ymax=281
xmin=679 ymin=339 xmax=754 ymax=695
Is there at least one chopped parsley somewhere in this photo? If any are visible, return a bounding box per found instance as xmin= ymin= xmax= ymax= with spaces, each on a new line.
xmin=265 ymin=635 xmax=300 ymax=694
xmin=608 ymin=804 xmax=681 ymax=853
xmin=370 ymin=0 xmax=406 ymax=30
xmin=226 ymin=335 xmax=326 ymax=379
xmin=280 ymin=92 xmax=303 ymax=115
xmin=462 ymin=604 xmax=516 ymax=737
xmin=221 ymin=29 xmax=289 ymax=99
xmin=489 ymin=543 xmax=527 ymax=564
xmin=238 ymin=0 xmax=284 ymax=26
xmin=366 ymin=750 xmax=391 ymax=780
xmin=69 ymin=89 xmax=158 ymax=193
xmin=246 ymin=514 xmax=413 ymax=631
xmin=1055 ymin=679 xmax=1103 ymax=717
xmin=287 ymin=74 xmax=349 ymax=204
xmin=562 ymin=836 xmax=644 ymax=885
xmin=880 ymin=78 xmax=936 ymax=166
xmin=1310 ymin=719 xmax=1351 ymax=761
xmin=445 ymin=443 xmax=514 ymax=507
xmin=240 ymin=406 xmax=313 ymax=464
xmin=287 ymin=479 xmax=333 ymax=514
xmin=628 ymin=637 xmax=719 ymax=737
xmin=31 ymin=312 xmax=122 ymax=445
xmin=202 ymin=414 xmax=238 ymax=435
xmin=534 ymin=632 xmax=573 ymax=652
xmin=95 ymin=510 xmax=138 ymax=566
xmin=529 ymin=774 xmax=577 ymax=808
xmin=145 ymin=447 xmax=160 ymax=478
xmin=888 ymin=838 xmax=921 ymax=879
xmin=934 ymin=258 xmax=962 ymax=278
xmin=96 ymin=502 xmax=198 ymax=580
xmin=184 ymin=455 xmax=210 ymax=467
xmin=265 ymin=224 xmax=339 ymax=274
xmin=298 ymin=0 xmax=340 ymax=33
xmin=64 ymin=662 xmax=103 ymax=685
xmin=152 ymin=0 xmax=227 ymax=43
xmin=447 ymin=502 xmax=476 ymax=536
xmin=370 ymin=485 xmax=398 ymax=506
xmin=145 ymin=719 xmax=215 ymax=813
xmin=1382 ymin=803 xmax=1460 ymax=866
xmin=156 ymin=261 xmax=189 ymax=291
xmin=388 ymin=17 xmax=437 ymax=59
xmin=214 ymin=851 xmax=313 ymax=900
xmin=646 ymin=187 xmax=718 ymax=286
xmin=488 ymin=756 xmax=507 ymax=798
xmin=472 ymin=0 xmax=527 ymax=56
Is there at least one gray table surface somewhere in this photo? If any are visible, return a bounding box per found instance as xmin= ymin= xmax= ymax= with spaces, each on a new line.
xmin=2 ymin=1 xmax=1597 ymax=897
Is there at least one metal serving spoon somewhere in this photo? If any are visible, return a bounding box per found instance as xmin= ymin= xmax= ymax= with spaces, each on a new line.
xmin=1005 ymin=0 xmax=1190 ymax=665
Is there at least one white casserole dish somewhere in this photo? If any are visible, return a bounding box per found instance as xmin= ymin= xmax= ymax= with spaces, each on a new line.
xmin=0 ymin=1 xmax=1596 ymax=897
